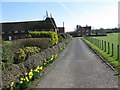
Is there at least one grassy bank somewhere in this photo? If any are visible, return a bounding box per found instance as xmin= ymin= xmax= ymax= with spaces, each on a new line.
xmin=91 ymin=33 xmax=119 ymax=60
xmin=82 ymin=37 xmax=120 ymax=72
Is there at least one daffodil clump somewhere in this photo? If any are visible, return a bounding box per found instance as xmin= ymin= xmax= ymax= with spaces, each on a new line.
xmin=10 ymin=82 xmax=15 ymax=90
xmin=32 ymin=66 xmax=43 ymax=79
xmin=17 ymin=76 xmax=30 ymax=89
xmin=43 ymin=54 xmax=56 ymax=67
xmin=9 ymin=54 xmax=57 ymax=90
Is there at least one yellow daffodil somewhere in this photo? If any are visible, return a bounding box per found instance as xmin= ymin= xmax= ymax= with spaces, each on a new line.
xmin=39 ymin=66 xmax=43 ymax=71
xmin=36 ymin=66 xmax=40 ymax=70
xmin=25 ymin=72 xmax=28 ymax=75
xmin=50 ymin=55 xmax=54 ymax=60
xmin=44 ymin=63 xmax=46 ymax=65
xmin=20 ymin=78 xmax=24 ymax=81
xmin=24 ymin=78 xmax=26 ymax=81
xmin=10 ymin=82 xmax=14 ymax=87
xmin=29 ymin=75 xmax=32 ymax=79
xmin=30 ymin=69 xmax=33 ymax=72
xmin=29 ymin=71 xmax=33 ymax=76
xmin=25 ymin=77 xmax=29 ymax=82
xmin=19 ymin=81 xmax=23 ymax=84
xmin=34 ymin=69 xmax=39 ymax=73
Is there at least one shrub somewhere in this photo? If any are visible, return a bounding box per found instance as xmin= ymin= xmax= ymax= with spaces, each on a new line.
xmin=13 ymin=38 xmax=51 ymax=50
xmin=14 ymin=48 xmax=26 ymax=63
xmin=14 ymin=46 xmax=41 ymax=64
xmin=27 ymin=31 xmax=58 ymax=45
xmin=58 ymin=35 xmax=64 ymax=42
xmin=60 ymin=33 xmax=71 ymax=39
xmin=23 ymin=46 xmax=41 ymax=56
xmin=2 ymin=41 xmax=14 ymax=63
xmin=58 ymin=33 xmax=71 ymax=42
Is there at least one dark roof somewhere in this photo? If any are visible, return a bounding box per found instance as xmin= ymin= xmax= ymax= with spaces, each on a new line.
xmin=1 ymin=17 xmax=57 ymax=32
xmin=82 ymin=26 xmax=91 ymax=30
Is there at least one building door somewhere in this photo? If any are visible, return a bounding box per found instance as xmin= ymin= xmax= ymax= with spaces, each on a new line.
xmin=9 ymin=36 xmax=12 ymax=41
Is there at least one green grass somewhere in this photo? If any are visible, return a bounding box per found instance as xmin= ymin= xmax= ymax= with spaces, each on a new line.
xmin=82 ymin=33 xmax=120 ymax=71
xmin=92 ymin=33 xmax=119 ymax=45
xmin=87 ymin=33 xmax=120 ymax=60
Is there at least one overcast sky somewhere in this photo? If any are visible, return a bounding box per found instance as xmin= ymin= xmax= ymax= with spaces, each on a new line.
xmin=0 ymin=0 xmax=119 ymax=32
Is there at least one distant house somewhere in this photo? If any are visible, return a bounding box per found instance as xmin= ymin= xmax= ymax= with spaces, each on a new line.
xmin=76 ymin=25 xmax=91 ymax=36
xmin=1 ymin=17 xmax=58 ymax=40
xmin=57 ymin=27 xmax=65 ymax=34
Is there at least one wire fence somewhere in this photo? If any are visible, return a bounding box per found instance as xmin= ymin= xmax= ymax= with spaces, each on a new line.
xmin=84 ymin=37 xmax=120 ymax=60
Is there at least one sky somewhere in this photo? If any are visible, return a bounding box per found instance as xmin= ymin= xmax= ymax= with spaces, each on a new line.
xmin=0 ymin=0 xmax=119 ymax=32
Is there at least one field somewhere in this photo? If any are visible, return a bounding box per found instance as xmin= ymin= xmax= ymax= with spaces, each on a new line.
xmin=83 ymin=33 xmax=120 ymax=70
xmin=92 ymin=33 xmax=119 ymax=60
xmin=92 ymin=33 xmax=119 ymax=45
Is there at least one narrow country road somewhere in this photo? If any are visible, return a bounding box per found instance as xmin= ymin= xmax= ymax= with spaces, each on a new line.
xmin=36 ymin=38 xmax=118 ymax=88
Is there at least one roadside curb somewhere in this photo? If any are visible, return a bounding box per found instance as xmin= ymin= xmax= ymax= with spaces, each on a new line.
xmin=81 ymin=38 xmax=119 ymax=76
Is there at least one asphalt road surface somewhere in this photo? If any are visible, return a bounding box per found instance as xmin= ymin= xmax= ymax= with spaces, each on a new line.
xmin=36 ymin=38 xmax=118 ymax=88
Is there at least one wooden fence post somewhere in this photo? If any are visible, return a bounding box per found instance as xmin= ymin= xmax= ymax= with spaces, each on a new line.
xmin=102 ymin=40 xmax=103 ymax=50
xmin=116 ymin=45 xmax=120 ymax=60
xmin=104 ymin=41 xmax=106 ymax=52
xmin=107 ymin=42 xmax=110 ymax=54
xmin=111 ymin=43 xmax=114 ymax=57
xmin=98 ymin=40 xmax=99 ymax=48
xmin=100 ymin=40 xmax=101 ymax=49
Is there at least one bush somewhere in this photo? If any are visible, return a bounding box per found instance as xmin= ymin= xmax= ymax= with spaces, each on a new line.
xmin=14 ymin=46 xmax=41 ymax=64
xmin=13 ymin=38 xmax=51 ymax=50
xmin=2 ymin=41 xmax=14 ymax=63
xmin=58 ymin=33 xmax=71 ymax=42
xmin=23 ymin=47 xmax=41 ymax=56
xmin=27 ymin=31 xmax=58 ymax=45
xmin=58 ymin=35 xmax=64 ymax=42
xmin=2 ymin=38 xmax=47 ymax=64
xmin=14 ymin=48 xmax=26 ymax=63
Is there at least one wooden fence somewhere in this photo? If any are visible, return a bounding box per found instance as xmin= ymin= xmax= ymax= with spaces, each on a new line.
xmin=84 ymin=37 xmax=120 ymax=60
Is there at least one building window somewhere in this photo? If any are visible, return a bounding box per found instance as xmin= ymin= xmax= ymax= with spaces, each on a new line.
xmin=14 ymin=31 xmax=18 ymax=33
xmin=8 ymin=36 xmax=12 ymax=41
xmin=21 ymin=30 xmax=25 ymax=33
xmin=28 ymin=30 xmax=31 ymax=32
xmin=8 ymin=31 xmax=12 ymax=34
xmin=2 ymin=32 xmax=5 ymax=34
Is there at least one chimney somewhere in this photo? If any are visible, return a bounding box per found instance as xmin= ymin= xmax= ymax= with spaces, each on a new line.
xmin=46 ymin=11 xmax=49 ymax=18
xmin=63 ymin=22 xmax=64 ymax=27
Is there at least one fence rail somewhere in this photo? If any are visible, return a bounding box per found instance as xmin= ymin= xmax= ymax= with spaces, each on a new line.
xmin=84 ymin=37 xmax=120 ymax=60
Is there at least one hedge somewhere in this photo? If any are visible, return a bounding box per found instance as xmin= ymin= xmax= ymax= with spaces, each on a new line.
xmin=27 ymin=31 xmax=58 ymax=45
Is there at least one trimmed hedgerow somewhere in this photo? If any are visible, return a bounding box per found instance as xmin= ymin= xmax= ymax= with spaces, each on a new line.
xmin=13 ymin=38 xmax=51 ymax=50
xmin=2 ymin=38 xmax=51 ymax=64
xmin=27 ymin=31 xmax=58 ymax=45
